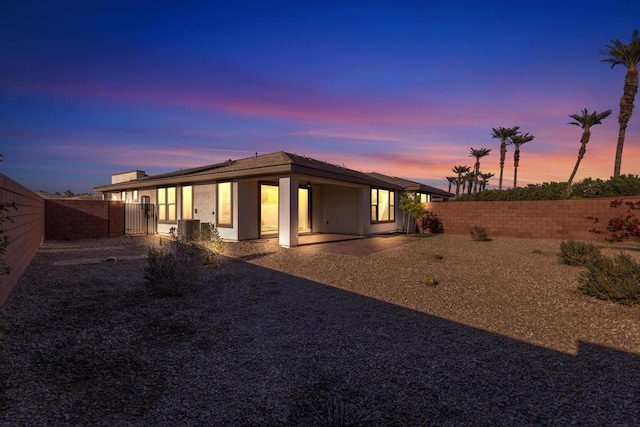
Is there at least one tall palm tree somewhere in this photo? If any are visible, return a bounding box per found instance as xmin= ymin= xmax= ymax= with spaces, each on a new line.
xmin=469 ymin=147 xmax=491 ymax=194
xmin=452 ymin=165 xmax=470 ymax=198
xmin=565 ymin=108 xmax=612 ymax=196
xmin=491 ymin=126 xmax=520 ymax=190
xmin=600 ymin=30 xmax=640 ymax=176
xmin=508 ymin=133 xmax=535 ymax=188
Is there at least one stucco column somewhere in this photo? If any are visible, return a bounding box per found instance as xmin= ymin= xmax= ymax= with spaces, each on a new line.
xmin=279 ymin=176 xmax=299 ymax=248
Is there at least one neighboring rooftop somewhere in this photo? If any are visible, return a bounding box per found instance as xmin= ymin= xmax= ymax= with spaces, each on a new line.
xmin=367 ymin=172 xmax=454 ymax=198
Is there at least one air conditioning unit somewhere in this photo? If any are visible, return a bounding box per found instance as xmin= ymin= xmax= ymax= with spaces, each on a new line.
xmin=177 ymin=219 xmax=201 ymax=241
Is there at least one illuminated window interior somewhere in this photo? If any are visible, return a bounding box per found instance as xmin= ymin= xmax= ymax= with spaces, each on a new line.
xmin=298 ymin=187 xmax=310 ymax=233
xmin=261 ymin=184 xmax=278 ymax=235
xmin=182 ymin=186 xmax=193 ymax=220
xmin=158 ymin=187 xmax=176 ymax=222
xmin=217 ymin=182 xmax=232 ymax=226
xmin=371 ymin=188 xmax=395 ymax=222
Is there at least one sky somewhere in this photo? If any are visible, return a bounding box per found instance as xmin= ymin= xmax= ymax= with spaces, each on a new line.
xmin=1 ymin=1 xmax=639 ymax=194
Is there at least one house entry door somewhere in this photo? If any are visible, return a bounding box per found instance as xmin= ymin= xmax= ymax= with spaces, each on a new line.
xmin=298 ymin=187 xmax=311 ymax=233
xmin=260 ymin=184 xmax=311 ymax=237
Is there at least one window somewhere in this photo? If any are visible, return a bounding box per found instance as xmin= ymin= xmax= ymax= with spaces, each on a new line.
xmin=133 ymin=190 xmax=139 ymax=202
xmin=415 ymin=192 xmax=430 ymax=203
xmin=371 ymin=188 xmax=395 ymax=223
xmin=217 ymin=182 xmax=232 ymax=227
xmin=158 ymin=187 xmax=176 ymax=222
xmin=121 ymin=191 xmax=126 ymax=202
xmin=182 ymin=185 xmax=193 ymax=220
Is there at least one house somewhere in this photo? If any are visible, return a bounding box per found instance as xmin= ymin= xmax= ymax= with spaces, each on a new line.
xmin=93 ymin=151 xmax=453 ymax=247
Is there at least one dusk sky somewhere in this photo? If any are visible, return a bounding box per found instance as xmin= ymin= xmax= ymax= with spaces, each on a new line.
xmin=1 ymin=1 xmax=639 ymax=194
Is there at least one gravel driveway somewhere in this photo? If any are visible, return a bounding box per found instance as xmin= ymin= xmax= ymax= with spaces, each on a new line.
xmin=1 ymin=234 xmax=639 ymax=425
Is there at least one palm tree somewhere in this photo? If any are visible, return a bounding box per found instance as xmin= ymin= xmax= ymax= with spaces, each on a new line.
xmin=565 ymin=108 xmax=612 ymax=196
xmin=508 ymin=133 xmax=535 ymax=188
xmin=479 ymin=172 xmax=495 ymax=191
xmin=445 ymin=176 xmax=456 ymax=193
xmin=600 ymin=29 xmax=640 ymax=176
xmin=491 ymin=126 xmax=520 ymax=190
xmin=464 ymin=170 xmax=476 ymax=195
xmin=452 ymin=165 xmax=470 ymax=198
xmin=469 ymin=147 xmax=491 ymax=194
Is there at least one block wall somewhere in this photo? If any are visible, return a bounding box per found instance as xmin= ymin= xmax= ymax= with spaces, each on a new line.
xmin=45 ymin=200 xmax=125 ymax=240
xmin=0 ymin=173 xmax=45 ymax=306
xmin=423 ymin=197 xmax=640 ymax=241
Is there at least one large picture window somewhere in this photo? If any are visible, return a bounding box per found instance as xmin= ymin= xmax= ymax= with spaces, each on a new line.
xmin=158 ymin=187 xmax=176 ymax=222
xmin=217 ymin=182 xmax=232 ymax=227
xmin=371 ymin=188 xmax=395 ymax=223
xmin=182 ymin=185 xmax=193 ymax=220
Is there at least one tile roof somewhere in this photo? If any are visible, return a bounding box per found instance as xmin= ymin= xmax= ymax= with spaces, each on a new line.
xmin=94 ymin=151 xmax=403 ymax=191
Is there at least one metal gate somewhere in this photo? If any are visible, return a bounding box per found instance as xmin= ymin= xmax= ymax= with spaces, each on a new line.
xmin=125 ymin=203 xmax=157 ymax=235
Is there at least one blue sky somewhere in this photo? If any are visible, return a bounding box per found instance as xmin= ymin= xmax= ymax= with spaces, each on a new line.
xmin=1 ymin=0 xmax=638 ymax=193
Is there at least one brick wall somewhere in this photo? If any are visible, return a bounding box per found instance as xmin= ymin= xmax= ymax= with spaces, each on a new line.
xmin=423 ymin=197 xmax=640 ymax=241
xmin=0 ymin=173 xmax=45 ymax=306
xmin=45 ymin=200 xmax=125 ymax=240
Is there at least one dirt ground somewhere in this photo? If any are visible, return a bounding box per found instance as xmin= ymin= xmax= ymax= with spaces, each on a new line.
xmin=1 ymin=234 xmax=639 ymax=425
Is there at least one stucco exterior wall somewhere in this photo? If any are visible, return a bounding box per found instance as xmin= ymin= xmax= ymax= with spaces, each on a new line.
xmin=0 ymin=173 xmax=45 ymax=306
xmin=320 ymin=185 xmax=360 ymax=234
xmin=423 ymin=197 xmax=640 ymax=241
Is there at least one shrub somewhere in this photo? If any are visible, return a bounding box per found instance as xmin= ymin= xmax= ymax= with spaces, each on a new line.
xmin=590 ymin=199 xmax=640 ymax=243
xmin=300 ymin=395 xmax=375 ymax=426
xmin=422 ymin=276 xmax=438 ymax=286
xmin=189 ymin=223 xmax=224 ymax=265
xmin=144 ymin=239 xmax=200 ymax=297
xmin=421 ymin=211 xmax=444 ymax=234
xmin=557 ymin=240 xmax=602 ymax=266
xmin=0 ymin=200 xmax=17 ymax=278
xmin=470 ymin=226 xmax=491 ymax=241
xmin=432 ymin=253 xmax=443 ymax=260
xmin=578 ymin=253 xmax=640 ymax=304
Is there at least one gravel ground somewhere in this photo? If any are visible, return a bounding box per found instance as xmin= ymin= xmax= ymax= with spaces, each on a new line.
xmin=1 ymin=234 xmax=639 ymax=426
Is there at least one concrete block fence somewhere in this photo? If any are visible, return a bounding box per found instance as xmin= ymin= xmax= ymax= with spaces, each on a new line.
xmin=423 ymin=197 xmax=640 ymax=241
xmin=0 ymin=173 xmax=45 ymax=306
xmin=45 ymin=199 xmax=125 ymax=241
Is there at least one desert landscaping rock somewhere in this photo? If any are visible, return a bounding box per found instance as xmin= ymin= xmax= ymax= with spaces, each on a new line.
xmin=0 ymin=234 xmax=639 ymax=425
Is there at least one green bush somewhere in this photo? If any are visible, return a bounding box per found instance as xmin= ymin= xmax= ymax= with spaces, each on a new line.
xmin=470 ymin=226 xmax=491 ymax=241
xmin=578 ymin=253 xmax=640 ymax=304
xmin=144 ymin=240 xmax=200 ymax=297
xmin=557 ymin=240 xmax=602 ymax=266
xmin=457 ymin=175 xmax=640 ymax=201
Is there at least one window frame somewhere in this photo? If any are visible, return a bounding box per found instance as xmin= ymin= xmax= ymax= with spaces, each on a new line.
xmin=157 ymin=187 xmax=177 ymax=223
xmin=371 ymin=188 xmax=395 ymax=223
xmin=217 ymin=182 xmax=233 ymax=228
